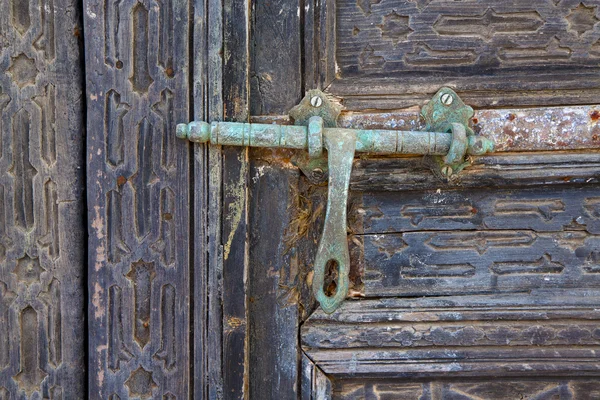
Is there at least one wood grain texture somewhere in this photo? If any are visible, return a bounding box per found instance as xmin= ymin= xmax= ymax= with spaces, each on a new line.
xmin=84 ymin=0 xmax=191 ymax=397
xmin=334 ymin=378 xmax=600 ymax=399
xmin=348 ymin=152 xmax=600 ymax=191
xmin=203 ymin=0 xmax=227 ymax=398
xmin=222 ymin=0 xmax=250 ymax=398
xmin=301 ymin=354 xmax=333 ymax=400
xmin=302 ymin=290 xmax=600 ymax=378
xmin=221 ymin=145 xmax=248 ymax=400
xmin=311 ymin=0 xmax=600 ymax=109
xmin=348 ymin=180 xmax=600 ymax=297
xmin=0 ymin=0 xmax=86 ymax=397
xmin=352 ymin=182 xmax=600 ymax=233
xmin=193 ymin=0 xmax=211 ymax=398
xmin=250 ymin=0 xmax=302 ymax=114
xmin=247 ymin=157 xmax=300 ymax=400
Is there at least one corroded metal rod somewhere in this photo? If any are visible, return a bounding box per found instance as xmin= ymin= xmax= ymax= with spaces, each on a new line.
xmin=176 ymin=120 xmax=493 ymax=157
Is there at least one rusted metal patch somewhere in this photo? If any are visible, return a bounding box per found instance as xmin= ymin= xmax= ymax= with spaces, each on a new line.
xmin=336 ymin=105 xmax=600 ymax=152
xmin=475 ymin=107 xmax=600 ymax=152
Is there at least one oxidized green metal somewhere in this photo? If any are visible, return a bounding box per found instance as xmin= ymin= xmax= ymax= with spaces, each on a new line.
xmin=176 ymin=88 xmax=495 ymax=313
xmin=288 ymin=89 xmax=342 ymax=128
xmin=314 ymin=128 xmax=356 ymax=313
xmin=421 ymin=88 xmax=494 ymax=175
xmin=176 ymin=120 xmax=487 ymax=157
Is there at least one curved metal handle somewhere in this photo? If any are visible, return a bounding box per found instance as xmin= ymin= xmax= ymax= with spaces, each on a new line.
xmin=312 ymin=128 xmax=357 ymax=313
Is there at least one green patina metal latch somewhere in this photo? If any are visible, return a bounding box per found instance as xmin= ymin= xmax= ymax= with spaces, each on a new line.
xmin=176 ymin=88 xmax=495 ymax=313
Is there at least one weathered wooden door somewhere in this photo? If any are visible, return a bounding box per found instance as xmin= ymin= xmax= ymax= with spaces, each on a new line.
xmin=2 ymin=0 xmax=600 ymax=398
xmin=0 ymin=0 xmax=86 ymax=397
xmin=242 ymin=0 xmax=600 ymax=399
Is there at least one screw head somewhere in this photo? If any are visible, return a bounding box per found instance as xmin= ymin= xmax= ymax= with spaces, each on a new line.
xmin=440 ymin=93 xmax=454 ymax=106
xmin=312 ymin=168 xmax=324 ymax=180
xmin=441 ymin=165 xmax=453 ymax=177
xmin=310 ymin=96 xmax=323 ymax=108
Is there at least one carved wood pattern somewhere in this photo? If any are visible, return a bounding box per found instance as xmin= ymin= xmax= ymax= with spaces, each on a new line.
xmin=0 ymin=0 xmax=85 ymax=396
xmin=85 ymin=0 xmax=191 ymax=397
xmin=297 ymin=151 xmax=600 ymax=392
xmin=315 ymin=0 xmax=600 ymax=108
xmin=335 ymin=379 xmax=600 ymax=399
xmin=302 ymin=292 xmax=600 ymax=377
xmin=107 ymin=285 xmax=133 ymax=372
xmin=350 ymin=184 xmax=600 ymax=297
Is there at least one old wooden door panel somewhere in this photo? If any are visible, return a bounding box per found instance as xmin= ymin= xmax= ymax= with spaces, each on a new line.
xmin=333 ymin=379 xmax=600 ymax=399
xmin=284 ymin=0 xmax=600 ymax=398
xmin=349 ymin=184 xmax=600 ymax=297
xmin=247 ymin=156 xmax=302 ymax=400
xmin=246 ymin=0 xmax=305 ymax=399
xmin=83 ymin=0 xmax=191 ymax=397
xmin=236 ymin=0 xmax=600 ymax=398
xmin=313 ymin=0 xmax=600 ymax=109
xmin=347 ymin=152 xmax=600 ymax=192
xmin=0 ymin=0 xmax=86 ymax=397
xmin=302 ymin=291 xmax=600 ymax=377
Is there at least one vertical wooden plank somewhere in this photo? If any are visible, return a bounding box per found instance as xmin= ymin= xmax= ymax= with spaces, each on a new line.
xmin=192 ymin=0 xmax=229 ymax=398
xmin=198 ymin=0 xmax=226 ymax=397
xmin=220 ymin=53 xmax=250 ymax=398
xmin=247 ymin=160 xmax=301 ymax=399
xmin=84 ymin=0 xmax=191 ymax=397
xmin=250 ymin=0 xmax=302 ymax=114
xmin=246 ymin=3 xmax=309 ymax=397
xmin=301 ymin=354 xmax=315 ymax=400
xmin=300 ymin=354 xmax=333 ymax=400
xmin=0 ymin=0 xmax=86 ymax=397
xmin=221 ymin=145 xmax=248 ymax=400
xmin=319 ymin=0 xmax=336 ymax=89
xmin=245 ymin=2 xmax=305 ymax=396
xmin=222 ymin=0 xmax=250 ymax=398
xmin=304 ymin=0 xmax=318 ymax=90
xmin=193 ymin=0 xmax=209 ymax=398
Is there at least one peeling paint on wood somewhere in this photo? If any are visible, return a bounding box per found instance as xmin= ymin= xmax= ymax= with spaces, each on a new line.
xmin=223 ymin=149 xmax=248 ymax=261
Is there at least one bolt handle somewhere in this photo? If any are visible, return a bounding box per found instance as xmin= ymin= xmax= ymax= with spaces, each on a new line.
xmin=313 ymin=128 xmax=357 ymax=314
xmin=175 ymin=88 xmax=496 ymax=314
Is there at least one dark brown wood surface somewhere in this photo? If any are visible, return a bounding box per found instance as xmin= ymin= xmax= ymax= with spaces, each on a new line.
xmin=245 ymin=1 xmax=308 ymax=398
xmin=84 ymin=0 xmax=191 ymax=397
xmin=333 ymin=378 xmax=600 ymax=399
xmin=250 ymin=0 xmax=302 ymax=114
xmin=2 ymin=0 xmax=600 ymax=398
xmin=249 ymin=1 xmax=600 ymax=398
xmin=247 ymin=155 xmax=301 ymax=399
xmin=348 ymin=152 xmax=600 ymax=192
xmin=303 ymin=290 xmax=600 ymax=377
xmin=194 ymin=0 xmax=229 ymax=398
xmin=343 ymin=154 xmax=600 ymax=300
xmin=0 ymin=0 xmax=86 ymax=397
xmin=309 ymin=0 xmax=600 ymax=109
xmin=221 ymin=0 xmax=251 ymax=398
xmin=301 ymin=354 xmax=333 ymax=400
xmin=192 ymin=0 xmax=213 ymax=398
